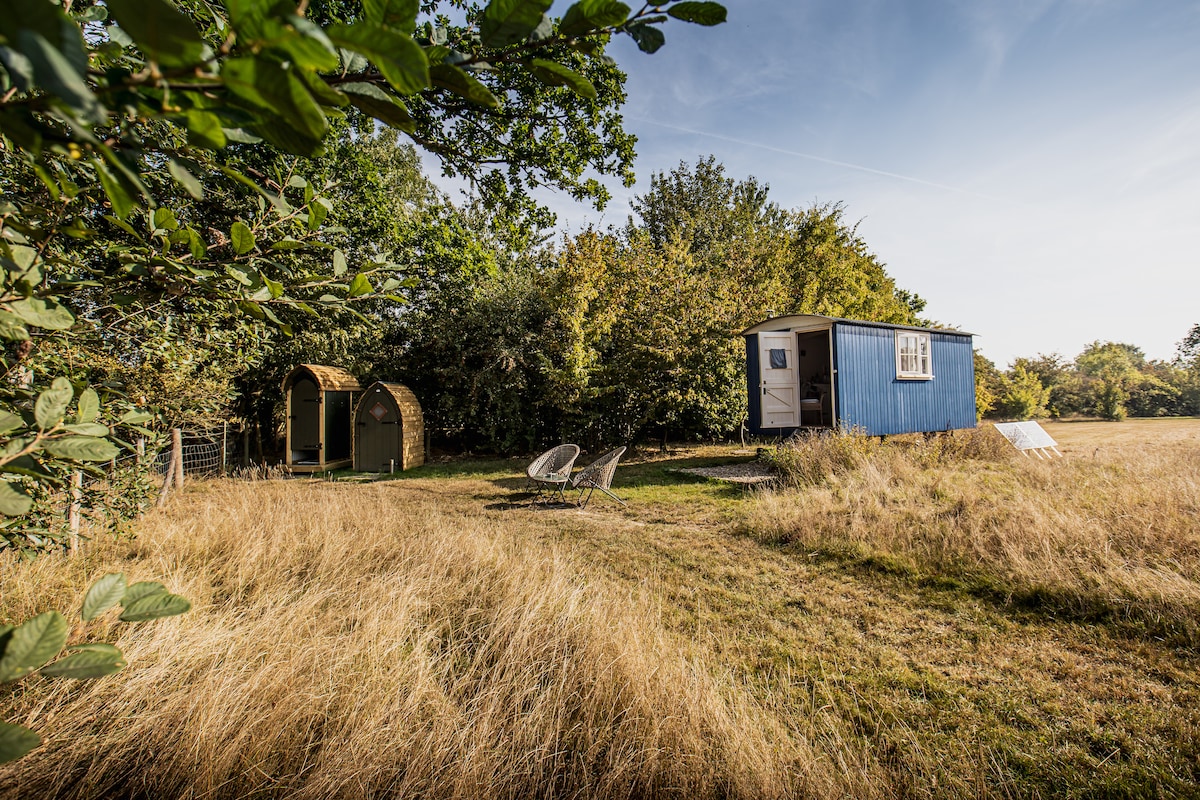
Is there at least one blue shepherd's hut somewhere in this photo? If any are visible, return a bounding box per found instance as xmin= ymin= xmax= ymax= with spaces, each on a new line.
xmin=742 ymin=314 xmax=976 ymax=437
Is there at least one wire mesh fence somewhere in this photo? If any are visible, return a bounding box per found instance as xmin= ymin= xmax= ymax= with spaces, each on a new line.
xmin=151 ymin=425 xmax=235 ymax=478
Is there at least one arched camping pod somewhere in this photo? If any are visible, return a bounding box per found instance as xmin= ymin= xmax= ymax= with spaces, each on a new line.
xmin=354 ymin=382 xmax=425 ymax=472
xmin=282 ymin=365 xmax=362 ymax=473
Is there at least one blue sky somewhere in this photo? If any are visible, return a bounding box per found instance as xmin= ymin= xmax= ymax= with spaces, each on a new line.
xmin=442 ymin=1 xmax=1200 ymax=368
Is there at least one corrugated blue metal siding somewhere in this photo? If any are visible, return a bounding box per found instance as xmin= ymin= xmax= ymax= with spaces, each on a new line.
xmin=832 ymin=324 xmax=976 ymax=436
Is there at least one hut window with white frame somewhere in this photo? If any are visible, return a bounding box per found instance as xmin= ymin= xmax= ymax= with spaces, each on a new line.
xmin=895 ymin=331 xmax=933 ymax=379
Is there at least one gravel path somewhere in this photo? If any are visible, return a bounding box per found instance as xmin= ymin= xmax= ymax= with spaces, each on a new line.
xmin=676 ymin=463 xmax=776 ymax=485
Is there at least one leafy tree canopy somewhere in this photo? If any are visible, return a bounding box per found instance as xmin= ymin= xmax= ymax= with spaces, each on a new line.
xmin=0 ymin=0 xmax=727 ymax=531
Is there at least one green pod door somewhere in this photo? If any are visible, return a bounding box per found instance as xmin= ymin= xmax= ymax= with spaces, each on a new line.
xmin=355 ymin=389 xmax=402 ymax=472
xmin=290 ymin=377 xmax=321 ymax=465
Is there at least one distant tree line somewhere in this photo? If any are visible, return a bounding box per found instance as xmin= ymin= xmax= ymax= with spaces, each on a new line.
xmin=975 ymin=327 xmax=1200 ymax=421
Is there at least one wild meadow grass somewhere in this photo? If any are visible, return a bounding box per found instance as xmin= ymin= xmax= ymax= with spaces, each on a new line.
xmin=0 ymin=480 xmax=809 ymax=799
xmin=750 ymin=424 xmax=1200 ymax=643
xmin=3 ymin=420 xmax=1199 ymax=798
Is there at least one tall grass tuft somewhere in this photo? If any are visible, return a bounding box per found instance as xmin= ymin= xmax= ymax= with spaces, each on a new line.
xmin=748 ymin=430 xmax=1200 ymax=642
xmin=1 ymin=481 xmax=817 ymax=799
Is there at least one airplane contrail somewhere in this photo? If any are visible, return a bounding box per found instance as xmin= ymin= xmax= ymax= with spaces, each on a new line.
xmin=629 ymin=118 xmax=1001 ymax=201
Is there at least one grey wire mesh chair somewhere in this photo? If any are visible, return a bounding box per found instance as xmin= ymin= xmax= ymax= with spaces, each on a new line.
xmin=570 ymin=446 xmax=627 ymax=509
xmin=525 ymin=444 xmax=580 ymax=504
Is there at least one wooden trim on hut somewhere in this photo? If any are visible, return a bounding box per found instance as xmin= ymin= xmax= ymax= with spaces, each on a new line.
xmin=282 ymin=364 xmax=362 ymax=473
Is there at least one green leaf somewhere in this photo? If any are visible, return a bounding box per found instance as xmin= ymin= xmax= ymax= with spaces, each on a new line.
xmin=118 ymin=410 xmax=154 ymax=425
xmin=93 ymin=157 xmax=135 ymax=220
xmin=479 ymin=0 xmax=554 ymax=47
xmin=120 ymin=592 xmax=191 ymax=622
xmin=231 ymin=221 xmax=255 ymax=255
xmin=269 ymin=16 xmax=341 ymax=72
xmin=666 ymin=2 xmax=726 ymax=26
xmin=263 ymin=276 xmax=285 ymax=299
xmin=364 ymin=0 xmax=419 ymax=31
xmin=152 ymin=207 xmax=179 ymax=232
xmin=168 ymin=159 xmax=204 ymax=200
xmin=81 ymin=573 xmax=128 ymax=621
xmin=16 ymin=30 xmax=105 ymax=124
xmin=221 ymin=57 xmax=328 ymax=148
xmin=559 ymin=0 xmax=631 ymax=37
xmin=529 ymin=59 xmax=597 ymax=99
xmin=123 ymin=581 xmax=167 ymax=605
xmin=259 ymin=304 xmax=291 ymax=334
xmin=237 ymin=298 xmax=264 ymax=321
xmin=62 ymin=423 xmax=111 ymax=436
xmin=104 ymin=0 xmax=208 ymax=69
xmin=40 ymin=436 xmax=121 ymax=462
xmin=430 ymin=63 xmax=500 ymax=108
xmin=0 ymin=612 xmax=67 ymax=682
xmin=34 ymin=377 xmax=73 ymax=431
xmin=0 ymin=413 xmax=23 ymax=436
xmin=327 ymin=23 xmax=430 ymax=95
xmin=0 ymin=311 xmax=30 ymax=342
xmin=184 ymin=109 xmax=226 ymax=149
xmin=8 ymin=297 xmax=76 ymax=331
xmin=0 ymin=456 xmax=54 ymax=481
xmin=348 ymin=273 xmax=373 ymax=297
xmin=39 ymin=649 xmax=127 ymax=680
xmin=76 ymin=5 xmax=109 ymax=23
xmin=0 ymin=480 xmax=33 ymax=517
xmin=341 ymin=82 xmax=414 ymax=132
xmin=187 ymin=228 xmax=207 ymax=260
xmin=332 ymin=249 xmax=348 ymax=276
xmin=76 ymin=387 xmax=100 ymax=424
xmin=307 ymin=200 xmax=328 ymax=231
xmin=626 ymin=22 xmax=665 ymax=53
xmin=0 ymin=722 xmax=40 ymax=764
xmin=0 ymin=0 xmax=86 ymax=76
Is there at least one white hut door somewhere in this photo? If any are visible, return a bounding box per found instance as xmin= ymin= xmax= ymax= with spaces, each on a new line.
xmin=758 ymin=332 xmax=799 ymax=428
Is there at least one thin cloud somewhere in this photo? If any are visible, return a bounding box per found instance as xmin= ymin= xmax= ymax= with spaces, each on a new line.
xmin=630 ymin=118 xmax=1003 ymax=200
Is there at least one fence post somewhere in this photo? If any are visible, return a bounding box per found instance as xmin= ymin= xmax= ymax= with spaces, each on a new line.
xmin=157 ymin=428 xmax=184 ymax=508
xmin=172 ymin=428 xmax=185 ymax=489
xmin=68 ymin=470 xmax=82 ymax=554
xmin=221 ymin=422 xmax=228 ymax=475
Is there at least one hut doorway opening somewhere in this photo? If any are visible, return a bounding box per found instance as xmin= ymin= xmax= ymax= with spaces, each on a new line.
xmin=757 ymin=329 xmax=834 ymax=429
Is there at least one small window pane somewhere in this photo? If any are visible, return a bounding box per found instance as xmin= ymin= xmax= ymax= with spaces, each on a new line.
xmin=896 ymin=332 xmax=933 ymax=378
xmin=769 ymin=348 xmax=788 ymax=369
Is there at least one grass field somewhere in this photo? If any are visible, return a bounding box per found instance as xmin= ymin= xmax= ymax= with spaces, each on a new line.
xmin=1 ymin=418 xmax=1198 ymax=798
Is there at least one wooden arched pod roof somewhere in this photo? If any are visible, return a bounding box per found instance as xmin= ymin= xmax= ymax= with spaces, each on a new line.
xmin=359 ymin=382 xmax=421 ymax=412
xmin=281 ymin=364 xmax=362 ymax=393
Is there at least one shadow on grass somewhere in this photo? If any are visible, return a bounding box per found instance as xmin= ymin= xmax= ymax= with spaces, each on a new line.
xmin=768 ymin=541 xmax=1200 ymax=650
xmin=361 ymin=450 xmax=761 ymax=501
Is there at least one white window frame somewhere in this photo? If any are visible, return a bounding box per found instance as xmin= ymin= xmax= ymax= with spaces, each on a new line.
xmin=895 ymin=331 xmax=933 ymax=379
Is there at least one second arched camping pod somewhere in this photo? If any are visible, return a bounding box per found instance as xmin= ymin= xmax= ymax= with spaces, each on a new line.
xmin=282 ymin=364 xmax=362 ymax=473
xmin=354 ymin=382 xmax=425 ymax=472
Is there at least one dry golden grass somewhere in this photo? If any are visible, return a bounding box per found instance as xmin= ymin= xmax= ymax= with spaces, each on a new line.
xmin=1 ymin=481 xmax=823 ymax=800
xmin=3 ymin=420 xmax=1200 ymax=798
xmin=747 ymin=423 xmax=1200 ymax=641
